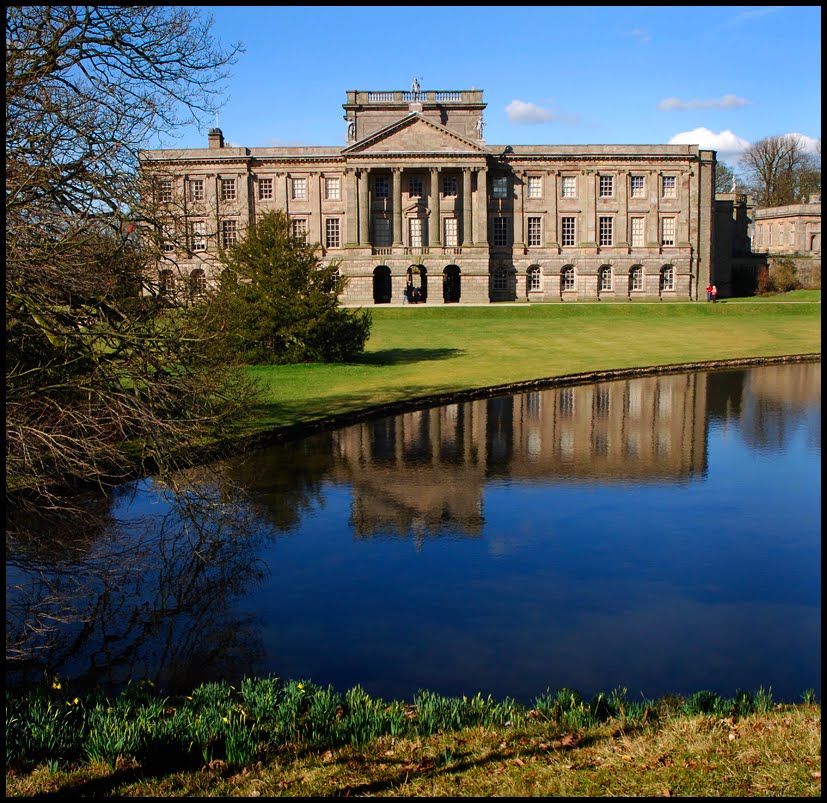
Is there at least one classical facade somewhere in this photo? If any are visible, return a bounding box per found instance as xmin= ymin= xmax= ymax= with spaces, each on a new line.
xmin=140 ymin=87 xmax=719 ymax=304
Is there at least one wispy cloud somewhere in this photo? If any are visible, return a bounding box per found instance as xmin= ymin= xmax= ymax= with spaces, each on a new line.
xmin=718 ymin=5 xmax=784 ymax=30
xmin=658 ymin=94 xmax=752 ymax=111
xmin=624 ymin=27 xmax=651 ymax=44
xmin=505 ymin=100 xmax=555 ymax=124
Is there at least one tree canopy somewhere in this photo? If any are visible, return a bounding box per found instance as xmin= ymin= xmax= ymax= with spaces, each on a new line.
xmin=6 ymin=7 xmax=254 ymax=505
xmin=739 ymin=135 xmax=821 ymax=207
xmin=214 ymin=211 xmax=372 ymax=365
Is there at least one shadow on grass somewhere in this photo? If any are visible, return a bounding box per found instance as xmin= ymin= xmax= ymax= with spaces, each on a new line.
xmin=356 ymin=347 xmax=465 ymax=367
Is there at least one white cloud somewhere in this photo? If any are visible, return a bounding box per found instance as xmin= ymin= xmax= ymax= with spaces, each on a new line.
xmin=658 ymin=94 xmax=752 ymax=111
xmin=786 ymin=133 xmax=821 ymax=155
xmin=625 ymin=27 xmax=651 ymax=44
xmin=505 ymin=99 xmax=554 ymax=124
xmin=668 ymin=128 xmax=751 ymax=162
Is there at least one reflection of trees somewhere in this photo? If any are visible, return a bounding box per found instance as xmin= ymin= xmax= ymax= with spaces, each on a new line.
xmin=705 ymin=370 xmax=746 ymax=423
xmin=222 ymin=433 xmax=338 ymax=532
xmin=6 ymin=477 xmax=271 ymax=695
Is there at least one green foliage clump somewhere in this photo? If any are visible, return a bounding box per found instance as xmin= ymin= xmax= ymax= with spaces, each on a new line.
xmin=215 ymin=210 xmax=372 ymax=365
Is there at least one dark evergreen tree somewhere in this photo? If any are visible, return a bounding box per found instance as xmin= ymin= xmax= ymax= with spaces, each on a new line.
xmin=215 ymin=210 xmax=372 ymax=365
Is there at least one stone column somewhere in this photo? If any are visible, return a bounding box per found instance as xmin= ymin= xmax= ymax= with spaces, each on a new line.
xmin=617 ymin=169 xmax=628 ymax=249
xmin=462 ymin=167 xmax=473 ymax=245
xmin=475 ymin=167 xmax=488 ymax=245
xmin=513 ymin=170 xmax=525 ymax=248
xmin=429 ymin=167 xmax=441 ymax=246
xmin=392 ymin=168 xmax=403 ymax=245
xmin=345 ymin=168 xmax=358 ymax=246
xmin=358 ymin=167 xmax=370 ymax=245
xmin=647 ymin=170 xmax=659 ymax=246
xmin=310 ymin=171 xmax=322 ymax=247
xmin=546 ymin=171 xmax=558 ymax=246
xmin=582 ymin=170 xmax=596 ymax=247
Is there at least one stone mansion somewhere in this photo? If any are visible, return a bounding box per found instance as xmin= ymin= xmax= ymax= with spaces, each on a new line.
xmin=139 ymin=86 xmax=720 ymax=305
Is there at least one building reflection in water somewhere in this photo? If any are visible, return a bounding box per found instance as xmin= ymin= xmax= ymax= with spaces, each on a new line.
xmin=331 ymin=372 xmax=711 ymax=541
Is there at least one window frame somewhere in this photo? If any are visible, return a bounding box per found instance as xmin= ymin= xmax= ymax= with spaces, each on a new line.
xmin=527 ymin=216 xmax=542 ymax=247
xmin=630 ymin=266 xmax=644 ymax=291
xmin=291 ymin=177 xmax=307 ymax=201
xmin=561 ymin=265 xmax=575 ymax=291
xmin=630 ymin=216 xmax=645 ymax=248
xmin=599 ymin=216 xmax=614 ymax=246
xmin=491 ymin=175 xmax=508 ymax=199
xmin=220 ymin=178 xmax=236 ymax=202
xmin=190 ymin=220 xmax=207 ymax=252
xmin=258 ymin=177 xmax=273 ymax=201
xmin=443 ymin=217 xmax=458 ymax=247
xmin=561 ymin=216 xmax=576 ymax=247
xmin=661 ymin=216 xmax=676 ymax=247
xmin=561 ymin=175 xmax=577 ymax=198
xmin=492 ymin=217 xmax=509 ymax=247
xmin=599 ymin=175 xmax=614 ymax=198
xmin=324 ymin=176 xmax=340 ymax=200
xmin=661 ymin=175 xmax=677 ymax=199
xmin=598 ymin=265 xmax=613 ymax=291
xmin=441 ymin=175 xmax=458 ymax=197
xmin=325 ymin=217 xmax=341 ymax=248
xmin=527 ymin=176 xmax=542 ymax=199
xmin=221 ymin=219 xmax=237 ymax=249
xmin=291 ymin=217 xmax=308 ymax=243
xmin=189 ymin=178 xmax=205 ymax=202
xmin=527 ymin=265 xmax=542 ymax=291
xmin=374 ymin=175 xmax=390 ymax=199
xmin=630 ymin=175 xmax=645 ymax=199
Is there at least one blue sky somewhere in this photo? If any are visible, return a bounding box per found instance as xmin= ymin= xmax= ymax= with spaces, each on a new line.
xmin=174 ymin=5 xmax=821 ymax=170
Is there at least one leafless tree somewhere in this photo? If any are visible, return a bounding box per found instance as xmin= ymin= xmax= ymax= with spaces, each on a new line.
xmin=6 ymin=7 xmax=256 ymax=508
xmin=739 ymin=134 xmax=820 ymax=207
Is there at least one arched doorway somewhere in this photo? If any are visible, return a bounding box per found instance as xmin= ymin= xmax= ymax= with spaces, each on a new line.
xmin=406 ymin=265 xmax=427 ymax=303
xmin=373 ymin=265 xmax=392 ymax=304
xmin=443 ymin=265 xmax=461 ymax=303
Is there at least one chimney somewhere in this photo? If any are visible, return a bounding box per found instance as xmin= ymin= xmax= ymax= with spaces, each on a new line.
xmin=208 ymin=127 xmax=224 ymax=149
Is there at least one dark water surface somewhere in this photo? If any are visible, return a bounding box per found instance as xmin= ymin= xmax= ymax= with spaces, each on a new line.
xmin=6 ymin=363 xmax=821 ymax=704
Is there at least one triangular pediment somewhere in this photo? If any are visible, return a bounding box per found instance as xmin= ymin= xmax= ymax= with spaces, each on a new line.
xmin=343 ymin=114 xmax=489 ymax=156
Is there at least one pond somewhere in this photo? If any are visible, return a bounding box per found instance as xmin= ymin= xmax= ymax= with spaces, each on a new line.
xmin=6 ymin=362 xmax=821 ymax=705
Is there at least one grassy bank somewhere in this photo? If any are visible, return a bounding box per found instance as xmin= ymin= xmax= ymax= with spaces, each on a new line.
xmin=5 ymin=677 xmax=821 ymax=797
xmin=242 ymin=297 xmax=820 ymax=433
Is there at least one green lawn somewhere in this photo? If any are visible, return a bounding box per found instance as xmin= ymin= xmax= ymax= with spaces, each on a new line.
xmin=242 ymin=299 xmax=821 ymax=432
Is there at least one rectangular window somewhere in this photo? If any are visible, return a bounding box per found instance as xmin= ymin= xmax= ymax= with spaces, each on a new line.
xmin=373 ymin=217 xmax=391 ymax=247
xmin=291 ymin=218 xmax=307 ymax=243
xmin=561 ymin=216 xmax=576 ymax=246
xmin=492 ymin=176 xmax=508 ymax=199
xmin=493 ymin=217 xmax=508 ymax=246
xmin=291 ymin=177 xmax=307 ymax=200
xmin=258 ymin=178 xmax=273 ymax=200
xmin=630 ymin=217 xmax=645 ymax=247
xmin=630 ymin=175 xmax=645 ymax=198
xmin=444 ymin=217 xmax=458 ymax=247
xmin=599 ymin=175 xmax=614 ymax=197
xmin=220 ymin=178 xmax=236 ymax=202
xmin=599 ymin=216 xmax=613 ymax=246
xmin=374 ymin=175 xmax=389 ymax=198
xmin=661 ymin=217 xmax=676 ymax=246
xmin=190 ymin=220 xmax=206 ymax=252
xmin=159 ymin=179 xmax=173 ymax=203
xmin=409 ymin=218 xmax=423 ymax=247
xmin=527 ymin=216 xmax=542 ymax=247
xmin=662 ymin=175 xmax=677 ymax=198
xmin=221 ymin=219 xmax=237 ymax=249
xmin=324 ymin=176 xmax=340 ymax=200
xmin=189 ymin=178 xmax=204 ymax=202
xmin=561 ymin=176 xmax=576 ymax=198
xmin=325 ymin=218 xmax=341 ymax=248
xmin=442 ymin=175 xmax=457 ymax=197
xmin=408 ymin=176 xmax=423 ymax=197
xmin=493 ymin=269 xmax=507 ymax=290
xmin=527 ymin=176 xmax=542 ymax=199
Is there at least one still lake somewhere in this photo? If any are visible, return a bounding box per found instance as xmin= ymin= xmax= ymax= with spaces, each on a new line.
xmin=6 ymin=362 xmax=821 ymax=705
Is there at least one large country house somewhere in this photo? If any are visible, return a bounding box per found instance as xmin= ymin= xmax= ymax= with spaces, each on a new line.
xmin=140 ymin=86 xmax=725 ymax=305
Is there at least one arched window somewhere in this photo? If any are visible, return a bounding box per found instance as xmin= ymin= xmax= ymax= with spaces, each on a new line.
xmin=527 ymin=265 xmax=542 ymax=291
xmin=598 ymin=265 xmax=612 ymax=291
xmin=629 ymin=265 xmax=644 ymax=291
xmin=561 ymin=265 xmax=575 ymax=291
xmin=190 ymin=268 xmax=206 ymax=298
xmin=660 ymin=265 xmax=674 ymax=292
